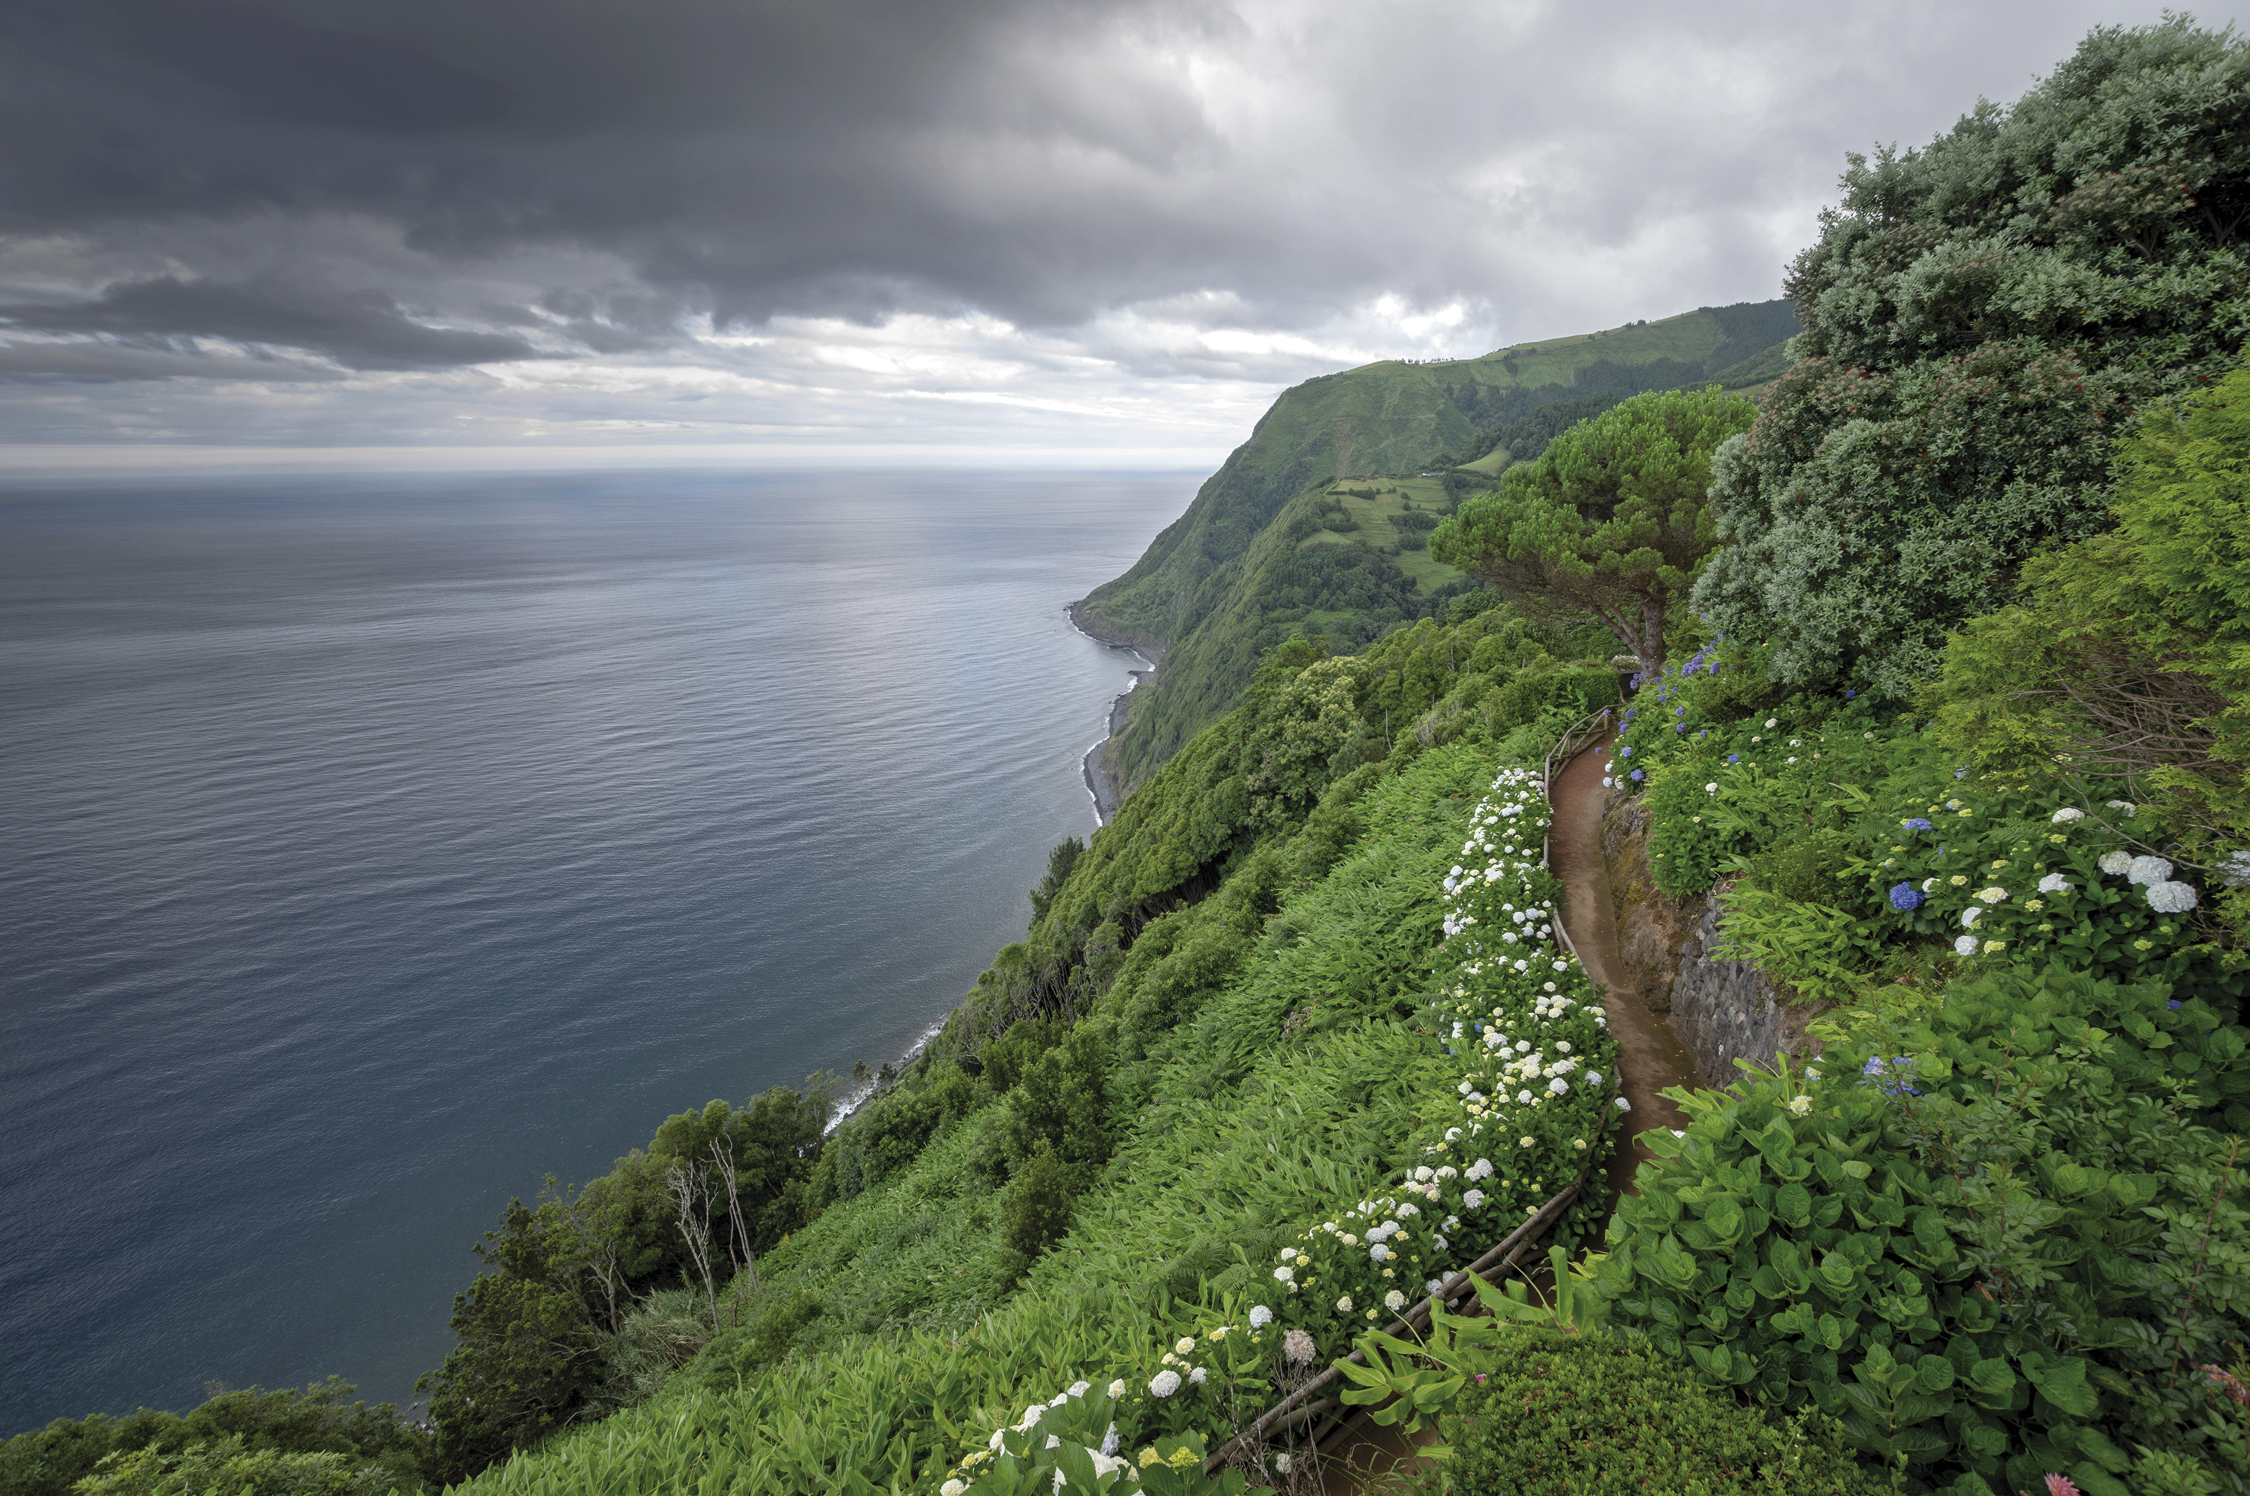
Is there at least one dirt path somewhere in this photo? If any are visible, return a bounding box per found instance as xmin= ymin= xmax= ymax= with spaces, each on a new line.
xmin=1297 ymin=738 xmax=1701 ymax=1494
xmin=1546 ymin=734 xmax=1696 ymax=1197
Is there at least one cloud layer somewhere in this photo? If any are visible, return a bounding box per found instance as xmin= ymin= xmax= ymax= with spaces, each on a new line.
xmin=0 ymin=0 xmax=2233 ymax=459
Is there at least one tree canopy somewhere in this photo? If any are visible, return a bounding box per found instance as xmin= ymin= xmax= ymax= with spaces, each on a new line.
xmin=1429 ymin=386 xmax=1755 ymax=675
xmin=1929 ymin=357 xmax=2250 ymax=922
xmin=1694 ymin=17 xmax=2250 ymax=694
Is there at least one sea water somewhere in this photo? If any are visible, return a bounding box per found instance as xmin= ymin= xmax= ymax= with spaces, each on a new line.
xmin=0 ymin=468 xmax=1186 ymax=1433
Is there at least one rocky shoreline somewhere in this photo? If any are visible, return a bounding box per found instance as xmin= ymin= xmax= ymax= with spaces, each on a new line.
xmin=1066 ymin=601 xmax=1161 ymax=824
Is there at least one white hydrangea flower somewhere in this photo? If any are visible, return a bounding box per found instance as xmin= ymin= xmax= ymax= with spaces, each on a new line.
xmin=2051 ymin=807 xmax=2085 ymax=824
xmin=1383 ymin=1289 xmax=1406 ymax=1312
xmin=1248 ymin=1305 xmax=1272 ymax=1329
xmin=2224 ymin=851 xmax=2250 ymax=888
xmin=2038 ymin=872 xmax=2072 ymax=894
xmin=2127 ymin=855 xmax=2174 ymax=886
xmin=1961 ymin=907 xmax=1982 ymax=928
xmin=1189 ymin=1366 xmax=1208 ymax=1386
xmin=1463 ymin=1189 xmax=1485 ymax=1209
xmin=943 ymin=1481 xmax=967 ymax=1496
xmin=2148 ymin=880 xmax=2199 ymax=914
xmin=2107 ymin=800 xmax=2138 ymax=814
xmin=2100 ymin=851 xmax=2134 ymax=875
xmin=1369 ymin=1243 xmax=1390 ymax=1262
xmin=1150 ymin=1370 xmax=1181 ymax=1398
xmin=1272 ymin=1265 xmax=1293 ymax=1283
xmin=1955 ymin=934 xmax=1980 ymax=956
xmin=1788 ymin=1095 xmax=1812 ymax=1116
xmin=1615 ymin=1096 xmax=1632 ymax=1111
xmin=1175 ymin=1336 xmax=1197 ymax=1356
xmin=1547 ymin=1077 xmax=1570 ymax=1094
xmin=1921 ymin=877 xmax=1940 ymax=893
xmin=1705 ymin=782 xmax=1718 ymax=793
xmin=1108 ymin=1379 xmax=1127 ymax=1398
xmin=1335 ymin=1295 xmax=1353 ymax=1313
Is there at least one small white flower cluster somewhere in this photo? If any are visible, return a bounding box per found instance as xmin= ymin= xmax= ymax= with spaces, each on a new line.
xmin=1441 ymin=767 xmax=1552 ymax=943
xmin=1267 ymin=764 xmax=1618 ymax=1331
xmin=2123 ymin=854 xmax=2198 ymax=912
xmin=945 ymin=762 xmax=1615 ymax=1491
xmin=944 ymin=1381 xmax=1130 ymax=1492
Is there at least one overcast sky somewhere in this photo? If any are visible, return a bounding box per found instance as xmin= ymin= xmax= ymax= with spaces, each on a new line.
xmin=1 ymin=0 xmax=2241 ymax=467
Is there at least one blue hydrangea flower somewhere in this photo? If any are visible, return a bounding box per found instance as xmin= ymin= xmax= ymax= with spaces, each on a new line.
xmin=1619 ymin=746 xmax=1632 ymax=757
xmin=1861 ymin=1056 xmax=1923 ymax=1097
xmin=1889 ymin=883 xmax=1923 ymax=912
xmin=1726 ymin=753 xmax=1738 ymax=764
xmin=1675 ymin=706 xmax=1686 ymax=716
xmin=1844 ymin=689 xmax=1856 ymax=699
xmin=1901 ymin=817 xmax=1933 ymax=832
xmin=1954 ymin=768 xmax=1968 ymax=780
xmin=2169 ymin=999 xmax=2184 ymax=1010
xmin=1629 ymin=768 xmax=1644 ymax=781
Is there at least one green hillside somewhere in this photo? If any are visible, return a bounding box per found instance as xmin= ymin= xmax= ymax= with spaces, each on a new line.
xmin=1077 ymin=299 xmax=1799 ymax=792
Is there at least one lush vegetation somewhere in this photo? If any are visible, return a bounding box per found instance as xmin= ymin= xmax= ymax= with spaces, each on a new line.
xmin=0 ymin=1382 xmax=432 ymax=1496
xmin=1412 ymin=1327 xmax=1885 ymax=1496
xmin=1078 ymin=301 xmax=1801 ymax=791
xmin=1433 ymin=386 xmax=1757 ymax=675
xmin=1694 ymin=17 xmax=2250 ymax=695
xmin=20 ymin=21 xmax=2250 ymax=1496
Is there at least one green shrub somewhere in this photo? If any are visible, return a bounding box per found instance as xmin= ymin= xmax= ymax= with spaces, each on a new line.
xmin=71 ymin=1437 xmax=369 ymax=1496
xmin=1593 ymin=964 xmax=2250 ymax=1495
xmin=1417 ymin=1328 xmax=1885 ymax=1496
xmin=0 ymin=1383 xmax=429 ymax=1496
xmin=996 ymin=1141 xmax=1078 ymax=1287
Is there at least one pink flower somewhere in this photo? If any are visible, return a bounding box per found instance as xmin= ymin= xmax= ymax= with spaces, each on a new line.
xmin=2043 ymin=1475 xmax=2081 ymax=1496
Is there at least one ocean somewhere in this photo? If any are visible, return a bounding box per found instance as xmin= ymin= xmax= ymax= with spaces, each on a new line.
xmin=0 ymin=468 xmax=1187 ymax=1434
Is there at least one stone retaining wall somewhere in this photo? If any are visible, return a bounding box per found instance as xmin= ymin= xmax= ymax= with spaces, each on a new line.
xmin=1598 ymin=791 xmax=1825 ymax=1089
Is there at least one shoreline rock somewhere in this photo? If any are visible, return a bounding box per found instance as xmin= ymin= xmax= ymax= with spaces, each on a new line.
xmin=1066 ymin=601 xmax=1162 ymax=824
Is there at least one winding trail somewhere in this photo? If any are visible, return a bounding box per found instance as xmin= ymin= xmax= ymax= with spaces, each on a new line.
xmin=1545 ymin=734 xmax=1696 ymax=1196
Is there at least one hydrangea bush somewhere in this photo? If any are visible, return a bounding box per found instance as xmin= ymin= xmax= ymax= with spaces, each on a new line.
xmin=1599 ymin=644 xmax=2237 ymax=1007
xmin=1592 ymin=965 xmax=2250 ymax=1496
xmin=1869 ymin=788 xmax=2218 ymax=994
xmin=939 ymin=763 xmax=1621 ymax=1491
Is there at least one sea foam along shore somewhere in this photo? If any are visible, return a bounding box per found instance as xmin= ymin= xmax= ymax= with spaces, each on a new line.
xmin=1065 ymin=601 xmax=1160 ymax=825
xmin=841 ymin=611 xmax=1148 ymax=1131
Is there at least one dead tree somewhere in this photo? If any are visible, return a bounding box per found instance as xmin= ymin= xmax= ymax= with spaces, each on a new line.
xmin=664 ymin=1162 xmax=721 ymax=1330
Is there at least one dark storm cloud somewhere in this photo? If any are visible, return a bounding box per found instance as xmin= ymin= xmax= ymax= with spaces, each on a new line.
xmin=1 ymin=0 xmax=2237 ymax=446
xmin=0 ymin=276 xmax=537 ymax=369
xmin=0 ymin=0 xmax=1187 ymax=325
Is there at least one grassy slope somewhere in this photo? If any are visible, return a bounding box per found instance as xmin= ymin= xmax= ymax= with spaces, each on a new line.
xmin=456 ymin=741 xmax=1501 ymax=1496
xmin=1079 ymin=300 xmax=1799 ymax=789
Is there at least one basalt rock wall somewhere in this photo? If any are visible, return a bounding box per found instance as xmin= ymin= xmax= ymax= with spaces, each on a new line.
xmin=1598 ymin=791 xmax=1826 ymax=1089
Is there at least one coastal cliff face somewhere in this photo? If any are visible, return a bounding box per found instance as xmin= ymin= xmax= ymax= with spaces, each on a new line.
xmin=1597 ymin=790 xmax=1825 ymax=1088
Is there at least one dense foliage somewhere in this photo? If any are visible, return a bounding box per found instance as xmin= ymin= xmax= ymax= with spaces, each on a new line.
xmin=1930 ymin=359 xmax=2250 ymax=931
xmin=1434 ymin=386 xmax=1756 ymax=674
xmin=415 ymin=1085 xmax=831 ymax=1479
xmin=1080 ymin=304 xmax=1799 ymax=788
xmin=1694 ymin=19 xmax=2250 ymax=694
xmin=0 ymin=1383 xmax=429 ymax=1496
xmin=1594 ymin=967 xmax=2250 ymax=1496
xmin=1415 ymin=1327 xmax=1885 ymax=1496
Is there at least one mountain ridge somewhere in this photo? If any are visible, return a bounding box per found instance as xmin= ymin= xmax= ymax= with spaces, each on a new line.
xmin=1076 ymin=297 xmax=1799 ymax=797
